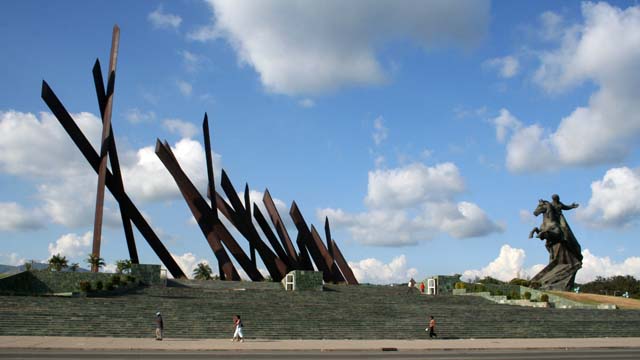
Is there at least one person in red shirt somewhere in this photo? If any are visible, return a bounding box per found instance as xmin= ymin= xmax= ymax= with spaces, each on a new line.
xmin=427 ymin=315 xmax=437 ymax=338
xmin=420 ymin=282 xmax=425 ymax=293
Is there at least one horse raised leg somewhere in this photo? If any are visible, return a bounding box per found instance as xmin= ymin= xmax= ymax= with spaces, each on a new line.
xmin=528 ymin=227 xmax=540 ymax=239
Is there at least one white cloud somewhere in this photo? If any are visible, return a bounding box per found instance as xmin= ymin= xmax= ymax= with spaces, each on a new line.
xmin=122 ymin=138 xmax=220 ymax=203
xmin=519 ymin=209 xmax=536 ymax=224
xmin=577 ymin=167 xmax=640 ymax=228
xmin=492 ymin=108 xmax=521 ymax=143
xmin=462 ymin=244 xmax=544 ymax=282
xmin=0 ymin=252 xmax=27 ymax=266
xmin=124 ymin=108 xmax=156 ymax=124
xmin=539 ymin=11 xmax=564 ymax=41
xmin=180 ymin=50 xmax=208 ymax=72
xmin=0 ymin=202 xmax=45 ymax=231
xmin=483 ymin=56 xmax=520 ymax=78
xmin=372 ymin=116 xmax=388 ymax=146
xmin=171 ymin=252 xmax=211 ymax=279
xmin=498 ymin=3 xmax=640 ymax=172
xmin=47 ymin=231 xmax=92 ymax=260
xmin=176 ymin=80 xmax=193 ymax=96
xmin=348 ymin=255 xmax=418 ymax=284
xmin=0 ymin=111 xmax=101 ymax=178
xmin=190 ymin=0 xmax=490 ymax=95
xmin=319 ymin=162 xmax=501 ymax=246
xmin=162 ymin=119 xmax=199 ymax=138
xmin=298 ymin=98 xmax=315 ymax=108
xmin=576 ymin=249 xmax=640 ymax=283
xmin=365 ymin=162 xmax=465 ymax=209
xmin=148 ymin=5 xmax=182 ymax=30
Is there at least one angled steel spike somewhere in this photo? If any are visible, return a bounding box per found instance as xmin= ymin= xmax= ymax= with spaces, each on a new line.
xmin=263 ymin=189 xmax=299 ymax=267
xmin=91 ymin=25 xmax=120 ymax=272
xmin=92 ymin=59 xmax=138 ymax=264
xmin=290 ymin=201 xmax=334 ymax=280
xmin=311 ymin=225 xmax=344 ymax=283
xmin=156 ymin=141 xmax=263 ymax=281
xmin=330 ymin=238 xmax=359 ymax=285
xmin=154 ymin=140 xmax=239 ymax=280
xmin=324 ymin=217 xmax=333 ymax=257
xmin=295 ymin=232 xmax=314 ymax=270
xmin=218 ymin=172 xmax=287 ymax=281
xmin=41 ymin=81 xmax=185 ymax=278
xmin=244 ymin=184 xmax=256 ymax=267
xmin=253 ymin=204 xmax=291 ymax=268
xmin=202 ymin=113 xmax=218 ymax=222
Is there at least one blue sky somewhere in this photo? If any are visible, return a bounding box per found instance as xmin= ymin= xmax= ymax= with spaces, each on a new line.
xmin=1 ymin=0 xmax=639 ymax=283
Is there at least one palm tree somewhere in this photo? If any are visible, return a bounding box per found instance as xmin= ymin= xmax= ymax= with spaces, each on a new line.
xmin=86 ymin=253 xmax=106 ymax=272
xmin=192 ymin=262 xmax=213 ymax=280
xmin=115 ymin=259 xmax=132 ymax=274
xmin=48 ymin=254 xmax=68 ymax=272
xmin=70 ymin=263 xmax=80 ymax=272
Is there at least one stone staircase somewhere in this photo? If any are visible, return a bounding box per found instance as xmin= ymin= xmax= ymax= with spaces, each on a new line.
xmin=1 ymin=281 xmax=639 ymax=339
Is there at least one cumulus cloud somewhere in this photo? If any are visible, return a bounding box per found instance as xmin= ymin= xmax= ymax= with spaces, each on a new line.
xmin=576 ymin=249 xmax=640 ymax=283
xmin=47 ymin=231 xmax=92 ymax=260
xmin=348 ymin=255 xmax=418 ymax=284
xmin=148 ymin=5 xmax=182 ymax=30
xmin=124 ymin=108 xmax=156 ymax=124
xmin=162 ymin=119 xmax=199 ymax=138
xmin=0 ymin=202 xmax=45 ymax=231
xmin=0 ymin=252 xmax=27 ymax=266
xmin=462 ymin=244 xmax=545 ymax=282
xmin=577 ymin=167 xmax=640 ymax=228
xmin=319 ymin=162 xmax=502 ymax=246
xmin=372 ymin=116 xmax=388 ymax=146
xmin=180 ymin=50 xmax=208 ymax=73
xmin=365 ymin=162 xmax=465 ymax=208
xmin=483 ymin=56 xmax=519 ymax=78
xmin=497 ymin=3 xmax=640 ymax=172
xmin=190 ymin=0 xmax=490 ymax=95
xmin=122 ymin=138 xmax=220 ymax=203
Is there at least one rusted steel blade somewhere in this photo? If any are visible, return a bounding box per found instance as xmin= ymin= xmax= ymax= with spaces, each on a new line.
xmin=311 ymin=225 xmax=344 ymax=283
xmin=290 ymin=201 xmax=336 ymax=282
xmin=218 ymin=171 xmax=287 ymax=281
xmin=324 ymin=217 xmax=333 ymax=257
xmin=41 ymin=81 xmax=185 ymax=278
xmin=295 ymin=232 xmax=314 ymax=270
xmin=202 ymin=113 xmax=218 ymax=222
xmin=263 ymin=189 xmax=299 ymax=267
xmin=154 ymin=140 xmax=240 ymax=281
xmin=253 ymin=204 xmax=291 ymax=268
xmin=92 ymin=59 xmax=138 ymax=264
xmin=244 ymin=184 xmax=256 ymax=266
xmin=91 ymin=25 xmax=120 ymax=272
xmin=330 ymin=238 xmax=359 ymax=285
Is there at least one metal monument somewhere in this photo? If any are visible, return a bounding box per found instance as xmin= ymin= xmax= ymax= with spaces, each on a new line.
xmin=40 ymin=25 xmax=358 ymax=284
xmin=528 ymin=194 xmax=582 ymax=291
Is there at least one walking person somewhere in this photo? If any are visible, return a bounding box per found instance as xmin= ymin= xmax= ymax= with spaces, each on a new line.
xmin=427 ymin=315 xmax=437 ymax=339
xmin=406 ymin=278 xmax=416 ymax=293
xmin=420 ymin=281 xmax=425 ymax=293
xmin=231 ymin=314 xmax=244 ymax=342
xmin=155 ymin=312 xmax=163 ymax=340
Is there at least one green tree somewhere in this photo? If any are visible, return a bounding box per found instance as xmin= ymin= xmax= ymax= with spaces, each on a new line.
xmin=23 ymin=261 xmax=33 ymax=271
xmin=48 ymin=254 xmax=68 ymax=272
xmin=70 ymin=263 xmax=80 ymax=272
xmin=115 ymin=259 xmax=132 ymax=274
xmin=192 ymin=262 xmax=213 ymax=280
xmin=86 ymin=253 xmax=106 ymax=272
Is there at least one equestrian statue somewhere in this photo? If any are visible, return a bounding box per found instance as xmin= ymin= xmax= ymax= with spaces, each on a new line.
xmin=528 ymin=194 xmax=582 ymax=291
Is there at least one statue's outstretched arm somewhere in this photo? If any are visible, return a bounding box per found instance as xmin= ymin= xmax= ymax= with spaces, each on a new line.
xmin=560 ymin=202 xmax=579 ymax=210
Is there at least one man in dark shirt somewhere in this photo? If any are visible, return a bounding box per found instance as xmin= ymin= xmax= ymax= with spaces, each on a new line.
xmin=155 ymin=312 xmax=163 ymax=340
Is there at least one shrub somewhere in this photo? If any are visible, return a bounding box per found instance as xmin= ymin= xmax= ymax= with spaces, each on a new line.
xmin=454 ymin=282 xmax=466 ymax=289
xmin=125 ymin=275 xmax=136 ymax=283
xmin=79 ymin=281 xmax=92 ymax=293
xmin=111 ymin=274 xmax=121 ymax=286
xmin=95 ymin=280 xmax=103 ymax=290
xmin=524 ymin=291 xmax=532 ymax=300
xmin=540 ymin=294 xmax=549 ymax=302
xmin=105 ymin=281 xmax=114 ymax=291
xmin=509 ymin=278 xmax=530 ymax=287
xmin=529 ymin=281 xmax=541 ymax=289
xmin=509 ymin=291 xmax=521 ymax=300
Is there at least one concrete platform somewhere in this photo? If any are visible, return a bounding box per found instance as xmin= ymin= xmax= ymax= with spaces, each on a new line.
xmin=0 ymin=336 xmax=639 ymax=351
